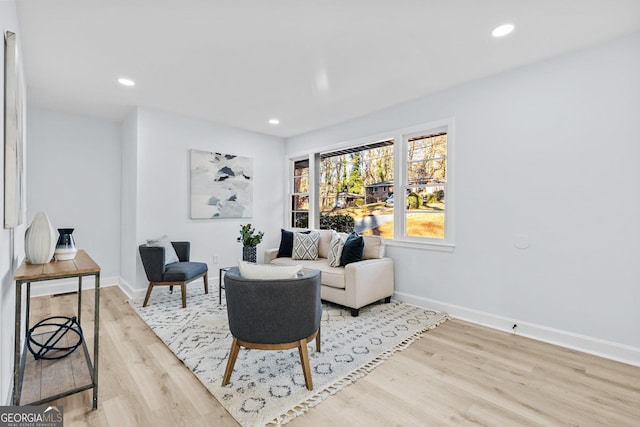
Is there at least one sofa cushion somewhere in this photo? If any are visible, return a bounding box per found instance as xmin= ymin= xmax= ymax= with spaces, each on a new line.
xmin=271 ymin=257 xmax=346 ymax=289
xmin=238 ymin=260 xmax=302 ymax=280
xmin=147 ymin=235 xmax=179 ymax=265
xmin=328 ymin=232 xmax=345 ymax=267
xmin=313 ymin=264 xmax=346 ymax=289
xmin=341 ymin=232 xmax=364 ymax=266
xmin=362 ymin=235 xmax=385 ymax=259
xmin=292 ymin=231 xmax=320 ymax=260
xmin=163 ymin=261 xmax=207 ymax=281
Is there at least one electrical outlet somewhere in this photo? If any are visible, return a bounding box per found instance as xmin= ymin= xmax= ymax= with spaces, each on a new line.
xmin=213 ymin=254 xmax=220 ymax=264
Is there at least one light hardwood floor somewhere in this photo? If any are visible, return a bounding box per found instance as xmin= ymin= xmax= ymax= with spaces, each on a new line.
xmin=27 ymin=286 xmax=639 ymax=426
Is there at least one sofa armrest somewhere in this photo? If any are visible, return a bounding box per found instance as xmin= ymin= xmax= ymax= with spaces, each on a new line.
xmin=344 ymin=258 xmax=394 ymax=309
xmin=264 ymin=248 xmax=279 ymax=264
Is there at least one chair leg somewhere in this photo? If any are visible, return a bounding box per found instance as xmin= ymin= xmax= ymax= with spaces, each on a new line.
xmin=298 ymin=339 xmax=313 ymax=390
xmin=180 ymin=282 xmax=187 ymax=308
xmin=315 ymin=326 xmax=321 ymax=352
xmin=222 ymin=338 xmax=241 ymax=386
xmin=203 ymin=273 xmax=209 ymax=294
xmin=142 ymin=283 xmax=154 ymax=307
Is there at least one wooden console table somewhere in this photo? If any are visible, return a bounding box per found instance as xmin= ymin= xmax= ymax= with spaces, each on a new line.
xmin=12 ymin=250 xmax=100 ymax=409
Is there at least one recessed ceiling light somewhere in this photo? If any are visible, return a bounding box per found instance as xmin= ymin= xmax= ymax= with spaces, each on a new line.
xmin=492 ymin=24 xmax=515 ymax=38
xmin=268 ymin=118 xmax=280 ymax=125
xmin=118 ymin=77 xmax=135 ymax=87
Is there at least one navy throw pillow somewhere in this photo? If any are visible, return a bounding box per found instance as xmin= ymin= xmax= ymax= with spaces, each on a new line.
xmin=340 ymin=232 xmax=364 ymax=266
xmin=277 ymin=229 xmax=311 ymax=258
xmin=277 ymin=229 xmax=294 ymax=257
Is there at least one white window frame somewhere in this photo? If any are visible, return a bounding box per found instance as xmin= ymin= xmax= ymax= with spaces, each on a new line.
xmin=391 ymin=118 xmax=455 ymax=251
xmin=284 ymin=118 xmax=455 ymax=251
xmin=287 ymin=155 xmax=312 ymax=229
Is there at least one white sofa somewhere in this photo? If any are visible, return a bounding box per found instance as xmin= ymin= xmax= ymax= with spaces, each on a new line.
xmin=265 ymin=230 xmax=394 ymax=316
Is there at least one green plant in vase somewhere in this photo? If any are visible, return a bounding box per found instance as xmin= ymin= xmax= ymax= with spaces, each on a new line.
xmin=237 ymin=224 xmax=264 ymax=263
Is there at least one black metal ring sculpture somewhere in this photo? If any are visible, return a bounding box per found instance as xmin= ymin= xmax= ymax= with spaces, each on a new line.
xmin=27 ymin=316 xmax=84 ymax=360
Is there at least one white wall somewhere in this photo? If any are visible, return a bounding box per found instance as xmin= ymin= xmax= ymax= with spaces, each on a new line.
xmin=286 ymin=33 xmax=640 ymax=361
xmin=0 ymin=0 xmax=26 ymax=404
xmin=119 ymin=110 xmax=138 ymax=293
xmin=131 ymin=108 xmax=286 ymax=294
xmin=27 ymin=108 xmax=122 ymax=286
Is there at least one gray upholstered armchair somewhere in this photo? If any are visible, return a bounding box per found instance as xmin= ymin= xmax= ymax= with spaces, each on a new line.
xmin=221 ymin=267 xmax=322 ymax=390
xmin=138 ymin=241 xmax=208 ymax=308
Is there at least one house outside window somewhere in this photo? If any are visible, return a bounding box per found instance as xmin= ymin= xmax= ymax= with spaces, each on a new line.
xmin=319 ymin=139 xmax=394 ymax=235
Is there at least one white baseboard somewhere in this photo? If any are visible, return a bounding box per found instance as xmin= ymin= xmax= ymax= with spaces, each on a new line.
xmin=394 ymin=291 xmax=640 ymax=368
xmin=117 ymin=278 xmax=146 ymax=300
xmin=28 ymin=276 xmax=150 ymax=301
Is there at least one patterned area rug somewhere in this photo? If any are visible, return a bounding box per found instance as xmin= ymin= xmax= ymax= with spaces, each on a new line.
xmin=132 ymin=286 xmax=448 ymax=426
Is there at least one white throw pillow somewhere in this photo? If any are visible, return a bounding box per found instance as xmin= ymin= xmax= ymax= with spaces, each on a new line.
xmin=317 ymin=229 xmax=335 ymax=258
xmin=146 ymin=235 xmax=180 ymax=264
xmin=292 ymin=231 xmax=320 ymax=260
xmin=327 ymin=232 xmax=345 ymax=267
xmin=238 ymin=260 xmax=302 ymax=280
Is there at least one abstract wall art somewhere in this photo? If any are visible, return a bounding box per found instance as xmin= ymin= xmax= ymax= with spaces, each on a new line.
xmin=190 ymin=149 xmax=253 ymax=219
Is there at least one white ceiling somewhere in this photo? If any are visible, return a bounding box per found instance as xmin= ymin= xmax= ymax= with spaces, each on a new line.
xmin=15 ymin=0 xmax=640 ymax=138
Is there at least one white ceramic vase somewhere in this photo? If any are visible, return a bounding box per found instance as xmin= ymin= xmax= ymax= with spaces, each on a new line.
xmin=24 ymin=211 xmax=57 ymax=264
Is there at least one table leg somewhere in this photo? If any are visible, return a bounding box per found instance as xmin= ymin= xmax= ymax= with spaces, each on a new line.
xmin=13 ymin=280 xmax=22 ymax=405
xmin=93 ymin=273 xmax=100 ymax=409
xmin=25 ymin=282 xmax=30 ymax=332
xmin=78 ymin=276 xmax=83 ymax=325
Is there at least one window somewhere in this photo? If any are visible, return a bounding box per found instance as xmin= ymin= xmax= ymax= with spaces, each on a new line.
xmin=402 ymin=131 xmax=448 ymax=240
xmin=290 ymin=159 xmax=309 ymax=228
xmin=319 ymin=140 xmax=394 ymax=235
xmin=287 ymin=119 xmax=453 ymax=248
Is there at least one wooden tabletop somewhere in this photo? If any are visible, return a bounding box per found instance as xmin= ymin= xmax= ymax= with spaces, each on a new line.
xmin=14 ymin=250 xmax=100 ymax=281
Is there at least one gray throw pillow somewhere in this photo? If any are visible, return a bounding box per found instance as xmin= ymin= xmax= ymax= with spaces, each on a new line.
xmin=292 ymin=232 xmax=320 ymax=260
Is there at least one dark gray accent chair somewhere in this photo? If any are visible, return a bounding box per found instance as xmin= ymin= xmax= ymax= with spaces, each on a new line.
xmin=221 ymin=267 xmax=322 ymax=390
xmin=138 ymin=241 xmax=208 ymax=308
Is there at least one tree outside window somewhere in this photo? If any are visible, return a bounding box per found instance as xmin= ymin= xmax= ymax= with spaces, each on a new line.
xmin=405 ymin=132 xmax=447 ymax=239
xmin=291 ymin=159 xmax=309 ymax=228
xmin=319 ymin=140 xmax=394 ymax=237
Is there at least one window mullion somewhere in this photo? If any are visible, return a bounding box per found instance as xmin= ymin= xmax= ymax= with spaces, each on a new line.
xmin=310 ymin=153 xmax=320 ymax=229
xmin=394 ymin=133 xmax=405 ymax=240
